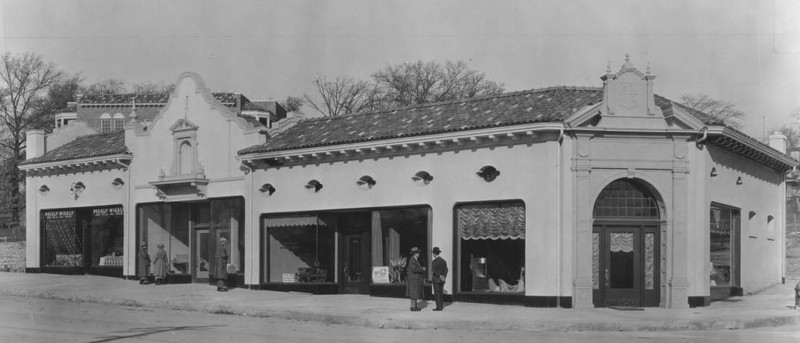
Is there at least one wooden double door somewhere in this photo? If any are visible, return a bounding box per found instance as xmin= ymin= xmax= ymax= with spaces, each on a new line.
xmin=593 ymin=224 xmax=660 ymax=307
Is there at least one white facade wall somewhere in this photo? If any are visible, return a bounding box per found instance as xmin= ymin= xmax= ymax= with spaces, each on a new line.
xmin=703 ymin=145 xmax=785 ymax=292
xmin=246 ymin=137 xmax=561 ymax=296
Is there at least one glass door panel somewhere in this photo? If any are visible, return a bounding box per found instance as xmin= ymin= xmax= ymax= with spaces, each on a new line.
xmin=195 ymin=229 xmax=209 ymax=280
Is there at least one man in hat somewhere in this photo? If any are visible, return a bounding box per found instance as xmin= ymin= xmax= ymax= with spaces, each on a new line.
xmin=406 ymin=247 xmax=425 ymax=311
xmin=137 ymin=241 xmax=150 ymax=285
xmin=431 ymin=247 xmax=448 ymax=311
xmin=215 ymin=237 xmax=230 ymax=292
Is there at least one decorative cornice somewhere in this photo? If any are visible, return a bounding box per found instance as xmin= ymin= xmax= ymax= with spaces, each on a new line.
xmin=21 ymin=154 xmax=132 ymax=175
xmin=238 ymin=122 xmax=564 ymax=168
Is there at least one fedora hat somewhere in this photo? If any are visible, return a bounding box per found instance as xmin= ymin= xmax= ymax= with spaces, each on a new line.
xmin=432 ymin=247 xmax=442 ymax=255
xmin=409 ymin=247 xmax=421 ymax=255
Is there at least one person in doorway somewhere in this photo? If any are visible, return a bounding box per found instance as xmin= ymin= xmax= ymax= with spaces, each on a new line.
xmin=431 ymin=247 xmax=448 ymax=311
xmin=137 ymin=241 xmax=150 ymax=285
xmin=153 ymin=243 xmax=168 ymax=285
xmin=215 ymin=237 xmax=230 ymax=292
xmin=406 ymin=247 xmax=426 ymax=311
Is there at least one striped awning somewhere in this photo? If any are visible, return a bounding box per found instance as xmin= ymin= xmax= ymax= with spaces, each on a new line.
xmin=265 ymin=215 xmax=323 ymax=229
xmin=457 ymin=202 xmax=525 ymax=240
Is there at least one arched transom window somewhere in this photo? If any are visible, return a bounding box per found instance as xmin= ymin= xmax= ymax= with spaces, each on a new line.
xmin=593 ymin=179 xmax=659 ymax=218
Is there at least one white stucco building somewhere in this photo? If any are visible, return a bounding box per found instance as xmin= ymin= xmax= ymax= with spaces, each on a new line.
xmin=21 ymin=59 xmax=795 ymax=308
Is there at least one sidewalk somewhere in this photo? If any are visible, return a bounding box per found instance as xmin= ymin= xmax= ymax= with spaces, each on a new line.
xmin=1 ymin=273 xmax=799 ymax=331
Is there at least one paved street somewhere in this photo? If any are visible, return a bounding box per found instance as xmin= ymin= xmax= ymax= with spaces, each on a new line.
xmin=2 ymin=295 xmax=800 ymax=343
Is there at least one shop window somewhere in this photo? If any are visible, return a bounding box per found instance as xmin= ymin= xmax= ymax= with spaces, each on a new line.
xmin=265 ymin=215 xmax=335 ymax=283
xmin=371 ymin=207 xmax=430 ymax=284
xmin=138 ymin=198 xmax=243 ymax=277
xmin=41 ymin=209 xmax=83 ymax=266
xmin=710 ymin=204 xmax=740 ymax=288
xmin=456 ymin=201 xmax=525 ymax=293
xmin=90 ymin=206 xmax=124 ymax=267
xmin=41 ymin=206 xmax=124 ymax=268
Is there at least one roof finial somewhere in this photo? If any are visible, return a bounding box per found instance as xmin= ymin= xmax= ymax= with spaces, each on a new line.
xmin=129 ymin=96 xmax=138 ymax=121
xmin=625 ymin=53 xmax=630 ymax=63
xmin=646 ymin=62 xmax=651 ymax=75
xmin=606 ymin=61 xmax=611 ymax=74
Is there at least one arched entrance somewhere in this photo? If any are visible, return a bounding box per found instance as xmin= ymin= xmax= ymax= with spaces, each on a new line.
xmin=592 ymin=179 xmax=661 ymax=307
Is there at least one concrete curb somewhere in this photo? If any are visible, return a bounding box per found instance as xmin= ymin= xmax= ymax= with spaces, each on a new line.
xmin=3 ymin=287 xmax=800 ymax=332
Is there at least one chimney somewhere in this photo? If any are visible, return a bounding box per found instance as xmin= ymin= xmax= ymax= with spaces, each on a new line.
xmin=26 ymin=130 xmax=46 ymax=159
xmin=769 ymin=131 xmax=787 ymax=154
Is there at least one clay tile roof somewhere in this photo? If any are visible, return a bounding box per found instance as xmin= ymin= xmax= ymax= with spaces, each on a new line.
xmin=81 ymin=93 xmax=170 ymax=104
xmin=79 ymin=92 xmax=240 ymax=106
xmin=239 ymin=87 xmax=605 ymax=155
xmin=22 ymin=131 xmax=129 ymax=165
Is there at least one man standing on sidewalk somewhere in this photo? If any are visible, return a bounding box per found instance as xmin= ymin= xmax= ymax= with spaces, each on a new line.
xmin=431 ymin=247 xmax=448 ymax=311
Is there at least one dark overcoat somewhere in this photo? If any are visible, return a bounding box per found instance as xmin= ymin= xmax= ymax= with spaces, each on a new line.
xmin=152 ymin=248 xmax=168 ymax=278
xmin=432 ymin=256 xmax=448 ymax=284
xmin=214 ymin=242 xmax=229 ymax=279
xmin=137 ymin=248 xmax=150 ymax=278
xmin=405 ymin=256 xmax=425 ymax=300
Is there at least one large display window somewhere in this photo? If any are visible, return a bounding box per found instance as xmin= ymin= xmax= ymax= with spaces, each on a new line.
xmin=456 ymin=201 xmax=526 ymax=293
xmin=42 ymin=209 xmax=82 ymax=267
xmin=262 ymin=206 xmax=431 ymax=288
xmin=41 ymin=205 xmax=124 ymax=270
xmin=90 ymin=206 xmax=124 ymax=267
xmin=371 ymin=208 xmax=429 ymax=284
xmin=710 ymin=204 xmax=740 ymax=288
xmin=137 ymin=197 xmax=244 ymax=280
xmin=265 ymin=215 xmax=335 ymax=283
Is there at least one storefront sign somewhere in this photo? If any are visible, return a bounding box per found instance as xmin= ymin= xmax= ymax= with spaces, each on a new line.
xmin=44 ymin=210 xmax=75 ymax=220
xmin=372 ymin=266 xmax=390 ymax=284
xmin=282 ymin=273 xmax=297 ymax=283
xmin=92 ymin=206 xmax=124 ymax=217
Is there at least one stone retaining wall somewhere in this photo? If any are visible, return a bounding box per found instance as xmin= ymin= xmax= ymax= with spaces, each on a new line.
xmin=0 ymin=241 xmax=25 ymax=272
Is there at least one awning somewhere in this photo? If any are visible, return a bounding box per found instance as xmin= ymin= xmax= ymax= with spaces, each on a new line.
xmin=265 ymin=216 xmax=324 ymax=229
xmin=457 ymin=202 xmax=525 ymax=240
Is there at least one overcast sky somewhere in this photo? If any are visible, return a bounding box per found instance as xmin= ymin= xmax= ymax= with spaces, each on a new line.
xmin=1 ymin=0 xmax=799 ymax=139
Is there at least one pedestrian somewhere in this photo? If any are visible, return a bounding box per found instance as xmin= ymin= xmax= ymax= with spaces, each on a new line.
xmin=215 ymin=237 xmax=229 ymax=292
xmin=406 ymin=246 xmax=425 ymax=311
xmin=431 ymin=247 xmax=448 ymax=311
xmin=153 ymin=243 xmax=168 ymax=285
xmin=137 ymin=241 xmax=150 ymax=285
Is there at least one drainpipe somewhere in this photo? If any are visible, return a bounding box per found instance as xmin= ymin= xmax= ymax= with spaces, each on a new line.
xmin=556 ymin=125 xmax=565 ymax=307
xmin=697 ymin=128 xmax=708 ymax=145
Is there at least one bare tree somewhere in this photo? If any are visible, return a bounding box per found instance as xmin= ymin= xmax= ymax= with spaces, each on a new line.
xmin=132 ymin=81 xmax=175 ymax=95
xmin=372 ymin=60 xmax=504 ymax=108
xmin=303 ymin=76 xmax=382 ymax=117
xmin=680 ymin=94 xmax=745 ymax=130
xmin=0 ymin=52 xmax=64 ymax=223
xmin=283 ymin=96 xmax=304 ymax=113
xmin=83 ymin=78 xmax=126 ymax=95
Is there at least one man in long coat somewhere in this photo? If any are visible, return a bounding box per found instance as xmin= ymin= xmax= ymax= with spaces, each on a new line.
xmin=405 ymin=247 xmax=425 ymax=311
xmin=215 ymin=237 xmax=229 ymax=292
xmin=137 ymin=241 xmax=150 ymax=285
xmin=431 ymin=247 xmax=448 ymax=311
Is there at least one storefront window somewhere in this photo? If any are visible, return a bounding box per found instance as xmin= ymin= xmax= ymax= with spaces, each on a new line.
xmin=138 ymin=198 xmax=244 ymax=277
xmin=42 ymin=206 xmax=124 ymax=269
xmin=457 ymin=201 xmax=525 ymax=293
xmin=42 ymin=209 xmax=82 ymax=266
xmin=371 ymin=207 xmax=429 ymax=284
xmin=265 ymin=215 xmax=335 ymax=283
xmin=710 ymin=205 xmax=739 ymax=287
xmin=90 ymin=206 xmax=124 ymax=267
